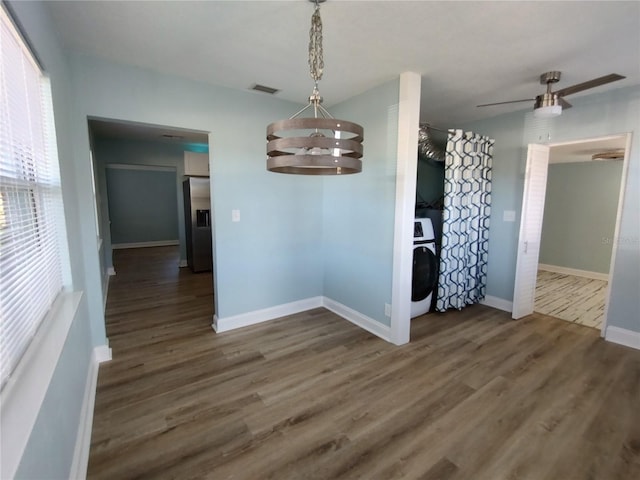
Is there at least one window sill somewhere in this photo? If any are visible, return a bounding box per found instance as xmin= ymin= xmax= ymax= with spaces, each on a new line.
xmin=0 ymin=290 xmax=82 ymax=479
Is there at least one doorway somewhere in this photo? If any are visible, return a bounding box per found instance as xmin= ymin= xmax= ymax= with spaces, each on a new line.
xmin=512 ymin=133 xmax=631 ymax=335
xmin=87 ymin=118 xmax=215 ymax=311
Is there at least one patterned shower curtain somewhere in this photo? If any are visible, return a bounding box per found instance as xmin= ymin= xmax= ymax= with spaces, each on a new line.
xmin=436 ymin=129 xmax=494 ymax=311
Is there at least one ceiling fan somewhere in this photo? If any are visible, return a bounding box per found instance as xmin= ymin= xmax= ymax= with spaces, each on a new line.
xmin=477 ymin=71 xmax=626 ymax=118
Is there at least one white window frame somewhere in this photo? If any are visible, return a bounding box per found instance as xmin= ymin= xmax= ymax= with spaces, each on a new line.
xmin=0 ymin=5 xmax=80 ymax=479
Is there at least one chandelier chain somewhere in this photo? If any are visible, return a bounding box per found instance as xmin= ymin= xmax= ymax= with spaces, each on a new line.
xmin=308 ymin=3 xmax=324 ymax=83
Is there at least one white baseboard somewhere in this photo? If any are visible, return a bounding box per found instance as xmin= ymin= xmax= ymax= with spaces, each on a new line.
xmin=213 ymin=297 xmax=323 ymax=333
xmin=538 ymin=264 xmax=609 ymax=281
xmin=212 ymin=296 xmax=391 ymax=343
xmin=605 ymin=326 xmax=640 ymax=350
xmin=480 ymin=295 xmax=513 ymax=313
xmin=94 ymin=344 xmax=112 ymax=363
xmin=322 ymin=297 xmax=391 ymax=342
xmin=102 ymin=273 xmax=110 ymax=311
xmin=69 ymin=345 xmax=111 ymax=480
xmin=107 ymin=267 xmax=116 ymax=276
xmin=179 ymin=259 xmax=188 ymax=268
xmin=112 ymin=240 xmax=179 ymax=250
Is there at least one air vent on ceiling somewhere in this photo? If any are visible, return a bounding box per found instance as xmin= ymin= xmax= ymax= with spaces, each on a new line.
xmin=251 ymin=84 xmax=279 ymax=95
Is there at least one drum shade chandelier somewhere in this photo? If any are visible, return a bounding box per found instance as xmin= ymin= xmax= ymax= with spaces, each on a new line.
xmin=266 ymin=0 xmax=364 ymax=175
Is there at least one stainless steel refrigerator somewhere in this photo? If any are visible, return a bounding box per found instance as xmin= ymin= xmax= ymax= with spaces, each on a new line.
xmin=183 ymin=177 xmax=212 ymax=272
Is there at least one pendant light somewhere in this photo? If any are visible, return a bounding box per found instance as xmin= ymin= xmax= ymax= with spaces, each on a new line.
xmin=266 ymin=0 xmax=364 ymax=175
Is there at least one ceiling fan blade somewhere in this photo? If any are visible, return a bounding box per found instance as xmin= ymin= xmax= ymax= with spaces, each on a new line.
xmin=477 ymin=98 xmax=534 ymax=107
xmin=554 ymin=74 xmax=625 ymax=97
xmin=559 ymin=97 xmax=572 ymax=109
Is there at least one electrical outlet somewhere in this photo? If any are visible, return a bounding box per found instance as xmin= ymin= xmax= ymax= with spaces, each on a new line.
xmin=384 ymin=303 xmax=391 ymax=317
xmin=232 ymin=209 xmax=240 ymax=222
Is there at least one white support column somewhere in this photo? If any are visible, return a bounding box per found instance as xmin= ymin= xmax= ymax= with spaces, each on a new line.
xmin=390 ymin=71 xmax=421 ymax=345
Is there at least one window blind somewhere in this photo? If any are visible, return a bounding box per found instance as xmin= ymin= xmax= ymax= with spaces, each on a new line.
xmin=0 ymin=7 xmax=65 ymax=390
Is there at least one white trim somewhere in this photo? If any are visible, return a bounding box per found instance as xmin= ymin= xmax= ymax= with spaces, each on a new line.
xmin=105 ymin=163 xmax=176 ymax=172
xmin=179 ymin=259 xmax=188 ymax=268
xmin=322 ymin=297 xmax=391 ymax=342
xmin=605 ymin=326 xmax=640 ymax=350
xmin=102 ymin=271 xmax=110 ymax=311
xmin=107 ymin=266 xmax=116 ymax=276
xmin=545 ymin=133 xmax=631 ymax=149
xmin=512 ymin=143 xmax=550 ymax=319
xmin=212 ymin=297 xmax=323 ymax=333
xmin=512 ymin=133 xmax=631 ymax=336
xmin=390 ymin=71 xmax=421 ymax=346
xmin=601 ymin=132 xmax=632 ymax=336
xmin=94 ymin=344 xmax=112 ymax=363
xmin=480 ymin=295 xmax=513 ymax=313
xmin=212 ymin=296 xmax=392 ymax=343
xmin=0 ymin=291 xmax=82 ymax=480
xmin=538 ymin=264 xmax=609 ymax=281
xmin=69 ymin=345 xmax=111 ymax=480
xmin=112 ymin=240 xmax=179 ymax=249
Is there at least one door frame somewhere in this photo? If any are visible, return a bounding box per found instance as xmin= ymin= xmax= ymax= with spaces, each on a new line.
xmin=512 ymin=143 xmax=551 ymax=320
xmin=512 ymin=132 xmax=632 ymax=336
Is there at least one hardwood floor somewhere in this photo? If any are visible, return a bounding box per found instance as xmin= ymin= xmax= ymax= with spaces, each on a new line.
xmin=88 ymin=247 xmax=640 ymax=479
xmin=535 ymin=270 xmax=608 ymax=329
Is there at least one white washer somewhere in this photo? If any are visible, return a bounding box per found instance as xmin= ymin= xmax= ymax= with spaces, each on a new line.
xmin=411 ymin=218 xmax=438 ymax=318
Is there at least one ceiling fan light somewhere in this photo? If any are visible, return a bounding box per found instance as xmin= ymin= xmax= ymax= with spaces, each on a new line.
xmin=534 ymin=104 xmax=562 ymax=118
xmin=592 ymin=149 xmax=625 ymax=161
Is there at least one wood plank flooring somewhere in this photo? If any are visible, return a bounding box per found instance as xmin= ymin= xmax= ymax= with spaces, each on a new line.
xmin=88 ymin=247 xmax=640 ymax=479
xmin=535 ymin=270 xmax=608 ymax=329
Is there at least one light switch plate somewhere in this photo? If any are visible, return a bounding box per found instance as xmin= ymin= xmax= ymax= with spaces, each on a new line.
xmin=232 ymin=209 xmax=240 ymax=222
xmin=503 ymin=210 xmax=516 ymax=222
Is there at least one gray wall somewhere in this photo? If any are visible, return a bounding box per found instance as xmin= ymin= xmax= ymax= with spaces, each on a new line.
xmin=461 ymin=84 xmax=640 ymax=333
xmin=540 ymin=161 xmax=622 ymax=274
xmin=105 ymin=166 xmax=179 ymax=245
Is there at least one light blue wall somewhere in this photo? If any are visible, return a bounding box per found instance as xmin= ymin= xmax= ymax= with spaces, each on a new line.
xmin=106 ymin=167 xmax=179 ymax=244
xmin=462 ymin=85 xmax=640 ymax=332
xmin=323 ymin=79 xmax=400 ymax=326
xmin=93 ymin=137 xmax=188 ymax=269
xmin=68 ymin=54 xmax=324 ymax=319
xmin=6 ymin=1 xmax=94 ymax=478
xmin=540 ymin=161 xmax=622 ymax=273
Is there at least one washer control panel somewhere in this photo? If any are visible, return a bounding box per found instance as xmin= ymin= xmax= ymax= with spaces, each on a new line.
xmin=413 ymin=218 xmax=435 ymax=242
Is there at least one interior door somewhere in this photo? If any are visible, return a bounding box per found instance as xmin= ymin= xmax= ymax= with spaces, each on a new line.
xmin=512 ymin=144 xmax=550 ymax=319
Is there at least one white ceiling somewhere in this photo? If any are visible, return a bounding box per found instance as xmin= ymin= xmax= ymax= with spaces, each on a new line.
xmin=45 ymin=1 xmax=640 ymax=127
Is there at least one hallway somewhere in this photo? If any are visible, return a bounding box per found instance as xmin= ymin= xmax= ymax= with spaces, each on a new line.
xmin=101 ymin=246 xmax=214 ymax=355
